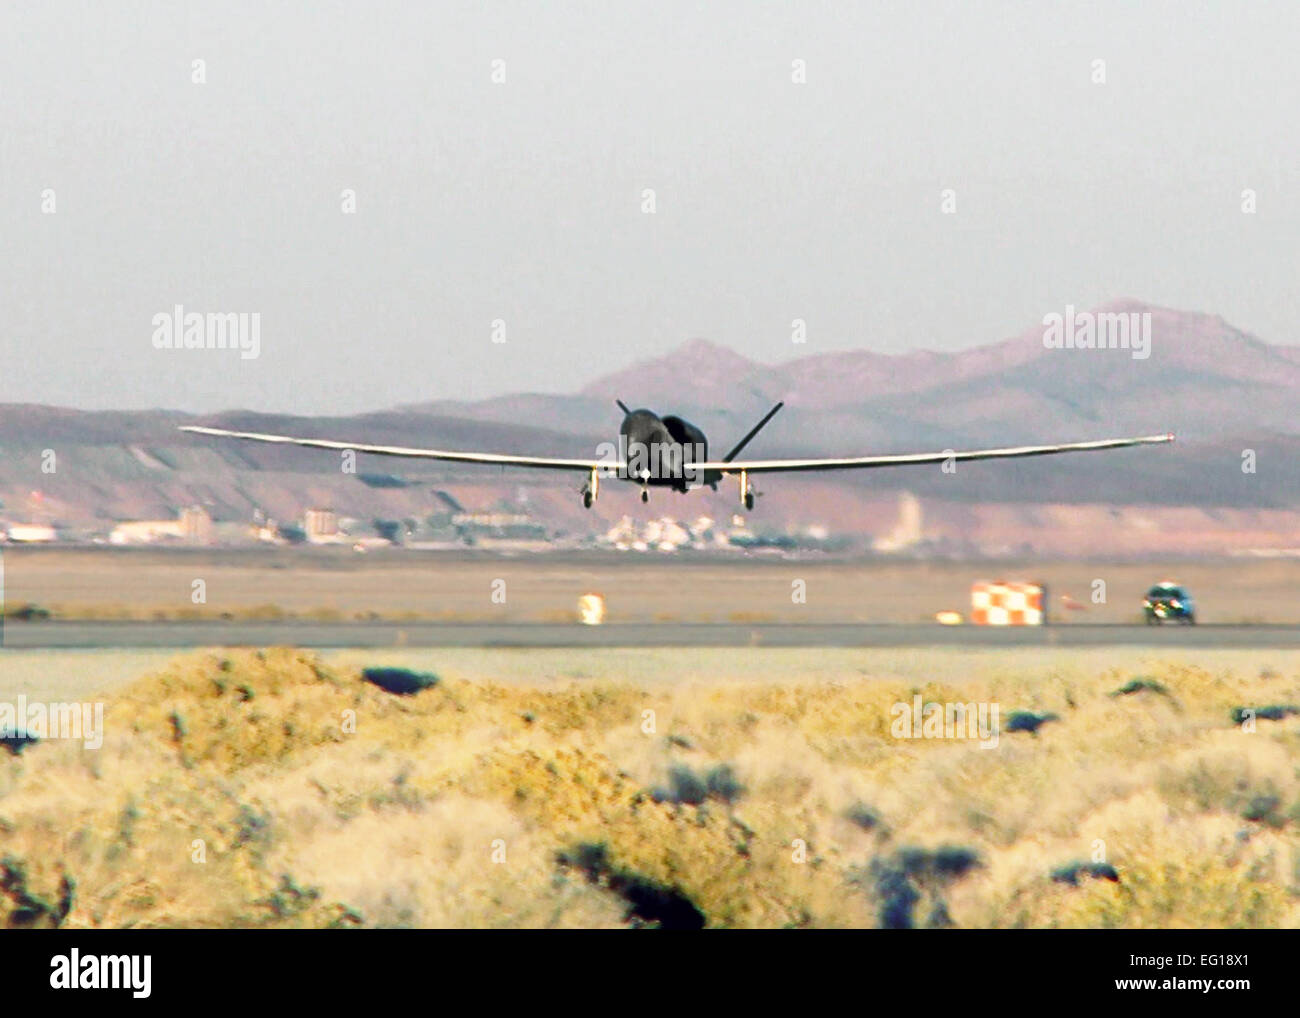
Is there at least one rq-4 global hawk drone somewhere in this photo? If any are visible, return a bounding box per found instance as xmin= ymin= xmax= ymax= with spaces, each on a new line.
xmin=181 ymin=400 xmax=1174 ymax=511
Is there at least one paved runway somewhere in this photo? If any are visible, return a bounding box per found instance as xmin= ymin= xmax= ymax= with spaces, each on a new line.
xmin=3 ymin=620 xmax=1298 ymax=649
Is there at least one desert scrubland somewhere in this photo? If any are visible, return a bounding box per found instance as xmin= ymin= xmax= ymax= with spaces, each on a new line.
xmin=0 ymin=646 xmax=1297 ymax=928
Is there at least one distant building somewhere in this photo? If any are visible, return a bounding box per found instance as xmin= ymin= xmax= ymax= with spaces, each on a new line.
xmin=601 ymin=515 xmax=722 ymax=552
xmin=110 ymin=520 xmax=181 ymax=544
xmin=4 ymin=523 xmax=58 ymax=543
xmin=110 ymin=506 xmax=213 ymax=545
xmin=253 ymin=521 xmax=282 ymax=544
xmin=304 ymin=508 xmax=340 ymax=542
xmin=603 ymin=515 xmax=638 ymax=549
xmin=180 ymin=505 xmax=214 ymax=544
xmin=644 ymin=517 xmax=690 ymax=551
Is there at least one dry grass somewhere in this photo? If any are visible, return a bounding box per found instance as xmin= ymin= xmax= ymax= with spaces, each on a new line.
xmin=0 ymin=647 xmax=1297 ymax=928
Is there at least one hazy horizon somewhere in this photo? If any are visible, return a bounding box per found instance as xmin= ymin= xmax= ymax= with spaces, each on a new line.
xmin=3 ymin=2 xmax=1297 ymax=414
xmin=3 ymin=295 xmax=1279 ymax=417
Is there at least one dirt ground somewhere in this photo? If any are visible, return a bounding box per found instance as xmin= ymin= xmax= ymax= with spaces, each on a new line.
xmin=2 ymin=546 xmax=1298 ymax=624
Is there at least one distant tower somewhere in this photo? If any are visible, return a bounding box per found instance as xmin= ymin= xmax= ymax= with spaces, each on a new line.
xmin=180 ymin=505 xmax=213 ymax=544
xmin=897 ymin=492 xmax=922 ymax=545
xmin=872 ymin=492 xmax=923 ymax=552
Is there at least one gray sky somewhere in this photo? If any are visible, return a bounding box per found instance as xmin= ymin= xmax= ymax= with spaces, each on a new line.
xmin=2 ymin=0 xmax=1297 ymax=414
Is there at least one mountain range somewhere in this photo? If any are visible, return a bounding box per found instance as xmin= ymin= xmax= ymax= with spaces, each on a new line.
xmin=2 ymin=300 xmax=1298 ymax=555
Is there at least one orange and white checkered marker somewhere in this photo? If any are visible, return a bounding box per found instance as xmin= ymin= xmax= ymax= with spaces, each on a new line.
xmin=970 ymin=581 xmax=1044 ymax=625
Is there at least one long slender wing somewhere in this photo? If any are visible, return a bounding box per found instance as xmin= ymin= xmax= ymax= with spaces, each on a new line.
xmin=700 ymin=433 xmax=1174 ymax=474
xmin=179 ymin=425 xmax=615 ymax=472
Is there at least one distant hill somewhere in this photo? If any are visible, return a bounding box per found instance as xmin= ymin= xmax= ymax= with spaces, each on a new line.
xmin=406 ymin=299 xmax=1298 ymax=447
xmin=2 ymin=301 xmax=1298 ymax=555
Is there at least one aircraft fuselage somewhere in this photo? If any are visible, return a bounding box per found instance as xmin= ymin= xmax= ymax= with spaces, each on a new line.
xmin=614 ymin=408 xmax=719 ymax=492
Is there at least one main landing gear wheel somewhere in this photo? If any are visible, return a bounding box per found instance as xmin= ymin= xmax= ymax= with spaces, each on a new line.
xmin=737 ymin=469 xmax=755 ymax=511
xmin=641 ymin=489 xmax=649 ymax=503
xmin=582 ymin=490 xmax=593 ymax=508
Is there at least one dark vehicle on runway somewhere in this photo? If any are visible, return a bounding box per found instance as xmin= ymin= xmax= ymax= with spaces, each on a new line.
xmin=1143 ymin=582 xmax=1196 ymax=625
